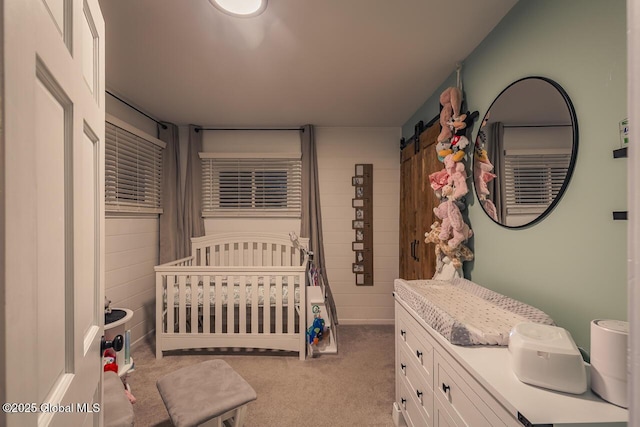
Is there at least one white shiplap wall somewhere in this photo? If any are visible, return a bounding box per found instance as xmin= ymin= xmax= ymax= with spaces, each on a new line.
xmin=105 ymin=217 xmax=158 ymax=344
xmin=316 ymin=127 xmax=400 ymax=324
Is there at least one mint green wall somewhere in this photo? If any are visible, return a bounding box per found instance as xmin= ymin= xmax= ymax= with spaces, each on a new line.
xmin=403 ymin=0 xmax=627 ymax=351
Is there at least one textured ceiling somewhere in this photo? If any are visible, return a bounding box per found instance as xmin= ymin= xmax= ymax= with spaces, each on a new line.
xmin=99 ymin=0 xmax=517 ymax=127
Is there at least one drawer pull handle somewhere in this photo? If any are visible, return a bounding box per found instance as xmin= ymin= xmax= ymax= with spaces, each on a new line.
xmin=400 ymin=329 xmax=406 ymax=337
xmin=401 ymin=398 xmax=407 ymax=409
xmin=416 ymin=350 xmax=422 ymax=359
xmin=416 ymin=390 xmax=423 ymax=398
xmin=442 ymin=383 xmax=450 ymax=394
xmin=400 ymin=363 xmax=406 ymax=372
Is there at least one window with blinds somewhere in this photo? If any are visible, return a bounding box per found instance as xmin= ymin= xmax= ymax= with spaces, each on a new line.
xmin=504 ymin=151 xmax=570 ymax=216
xmin=201 ymin=154 xmax=302 ymax=217
xmin=105 ymin=120 xmax=165 ymax=214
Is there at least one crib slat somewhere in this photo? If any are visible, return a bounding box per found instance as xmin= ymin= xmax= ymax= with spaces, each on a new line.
xmin=227 ymin=275 xmax=235 ymax=334
xmin=265 ymin=243 xmax=272 ymax=267
xmin=238 ymin=242 xmax=244 ymax=266
xmin=251 ymin=276 xmax=259 ymax=334
xmin=215 ymin=276 xmax=223 ymax=334
xmin=248 ymin=242 xmax=254 ymax=266
xmin=203 ymin=275 xmax=211 ymax=333
xmin=178 ymin=275 xmax=187 ymax=334
xmin=275 ymin=276 xmax=283 ymax=333
xmin=239 ymin=276 xmax=246 ymax=333
xmin=287 ymin=275 xmax=295 ymax=334
xmin=167 ymin=275 xmax=175 ymax=334
xmin=263 ymin=277 xmax=270 ymax=334
xmin=191 ymin=275 xmax=199 ymax=333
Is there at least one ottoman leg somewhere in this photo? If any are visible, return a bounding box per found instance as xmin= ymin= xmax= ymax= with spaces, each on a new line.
xmin=198 ymin=405 xmax=248 ymax=427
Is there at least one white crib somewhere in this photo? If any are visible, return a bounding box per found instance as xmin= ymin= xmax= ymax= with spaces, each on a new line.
xmin=155 ymin=232 xmax=309 ymax=360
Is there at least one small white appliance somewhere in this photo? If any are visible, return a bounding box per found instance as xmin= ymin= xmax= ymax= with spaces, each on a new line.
xmin=508 ymin=322 xmax=587 ymax=394
xmin=590 ymin=319 xmax=628 ymax=408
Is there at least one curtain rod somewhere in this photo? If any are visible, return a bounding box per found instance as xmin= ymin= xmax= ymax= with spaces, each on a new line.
xmin=106 ymin=90 xmax=167 ymax=129
xmin=195 ymin=127 xmax=303 ymax=132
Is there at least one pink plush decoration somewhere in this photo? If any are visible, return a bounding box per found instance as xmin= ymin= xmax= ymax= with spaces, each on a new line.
xmin=429 ymin=168 xmax=449 ymax=192
xmin=482 ymin=199 xmax=499 ymax=221
xmin=473 ymin=158 xmax=496 ymax=199
xmin=444 ymin=154 xmax=468 ymax=200
xmin=437 ymin=87 xmax=463 ymax=143
xmin=433 ymin=200 xmax=473 ymax=248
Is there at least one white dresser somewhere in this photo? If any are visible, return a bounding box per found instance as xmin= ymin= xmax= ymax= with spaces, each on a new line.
xmin=394 ymin=295 xmax=628 ymax=427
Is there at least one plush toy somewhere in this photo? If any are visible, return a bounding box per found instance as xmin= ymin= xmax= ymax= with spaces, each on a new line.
xmin=424 ymin=221 xmax=474 ymax=272
xmin=428 ymin=167 xmax=449 ymax=198
xmin=473 ymin=158 xmax=496 ymax=200
xmin=433 ymin=199 xmax=473 ymax=248
xmin=437 ymin=87 xmax=463 ymax=144
xmin=447 ymin=111 xmax=479 ymax=162
xmin=444 ymin=154 xmax=468 ymax=201
xmin=307 ymin=316 xmax=325 ymax=345
xmin=481 ymin=199 xmax=499 ymax=222
xmin=103 ymin=349 xmax=118 ymax=374
xmin=436 ymin=140 xmax=452 ymax=162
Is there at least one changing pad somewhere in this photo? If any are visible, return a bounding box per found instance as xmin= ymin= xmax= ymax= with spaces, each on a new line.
xmin=394 ymin=278 xmax=555 ymax=346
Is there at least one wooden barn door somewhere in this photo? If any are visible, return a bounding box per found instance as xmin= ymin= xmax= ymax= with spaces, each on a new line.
xmin=3 ymin=0 xmax=106 ymax=426
xmin=399 ymin=122 xmax=440 ymax=280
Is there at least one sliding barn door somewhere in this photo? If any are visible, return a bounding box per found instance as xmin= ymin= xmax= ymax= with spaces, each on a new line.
xmin=399 ymin=122 xmax=440 ymax=280
xmin=3 ymin=0 xmax=106 ymax=426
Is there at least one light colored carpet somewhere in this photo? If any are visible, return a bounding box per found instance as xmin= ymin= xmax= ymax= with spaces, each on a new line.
xmin=126 ymin=325 xmax=396 ymax=427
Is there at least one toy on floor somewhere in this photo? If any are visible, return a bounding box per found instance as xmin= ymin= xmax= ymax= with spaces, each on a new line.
xmin=307 ymin=314 xmax=325 ymax=346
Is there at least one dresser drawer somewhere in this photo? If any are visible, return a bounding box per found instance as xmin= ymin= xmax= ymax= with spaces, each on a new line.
xmin=434 ymin=351 xmax=509 ymax=427
xmin=398 ymin=342 xmax=434 ymax=423
xmin=397 ymin=303 xmax=434 ymax=386
xmin=397 ymin=370 xmax=430 ymax=427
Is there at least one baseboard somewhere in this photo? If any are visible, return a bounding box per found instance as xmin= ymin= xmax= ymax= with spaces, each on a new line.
xmin=337 ymin=319 xmax=394 ymax=325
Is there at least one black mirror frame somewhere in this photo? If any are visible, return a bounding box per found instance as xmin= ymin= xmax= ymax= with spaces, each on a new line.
xmin=474 ymin=76 xmax=579 ymax=229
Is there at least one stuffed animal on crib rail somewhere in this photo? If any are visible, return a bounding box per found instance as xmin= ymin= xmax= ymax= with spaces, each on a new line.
xmin=307 ymin=316 xmax=325 ymax=345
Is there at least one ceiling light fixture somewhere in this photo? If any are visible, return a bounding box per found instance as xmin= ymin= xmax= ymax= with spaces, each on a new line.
xmin=210 ymin=0 xmax=267 ymax=18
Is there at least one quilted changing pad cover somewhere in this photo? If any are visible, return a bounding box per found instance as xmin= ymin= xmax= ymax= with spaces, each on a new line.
xmin=394 ymin=277 xmax=555 ymax=346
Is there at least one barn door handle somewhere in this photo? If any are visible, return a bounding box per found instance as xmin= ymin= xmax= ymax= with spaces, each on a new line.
xmin=101 ymin=335 xmax=123 ymax=355
xmin=413 ymin=240 xmax=419 ymax=261
xmin=410 ymin=241 xmax=416 ymax=260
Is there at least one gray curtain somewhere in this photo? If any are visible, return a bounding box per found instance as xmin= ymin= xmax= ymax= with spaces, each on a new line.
xmin=158 ymin=122 xmax=184 ymax=264
xmin=182 ymin=125 xmax=205 ymax=255
xmin=300 ymin=124 xmax=338 ymax=324
xmin=488 ymin=122 xmax=505 ymax=222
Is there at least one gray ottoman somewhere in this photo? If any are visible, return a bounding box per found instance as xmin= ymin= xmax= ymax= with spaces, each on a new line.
xmin=156 ymin=360 xmax=257 ymax=427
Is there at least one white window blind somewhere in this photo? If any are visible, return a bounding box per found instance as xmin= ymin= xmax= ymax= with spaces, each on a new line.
xmin=105 ymin=120 xmax=165 ymax=214
xmin=201 ymin=153 xmax=302 ymax=217
xmin=504 ymin=150 xmax=570 ymax=216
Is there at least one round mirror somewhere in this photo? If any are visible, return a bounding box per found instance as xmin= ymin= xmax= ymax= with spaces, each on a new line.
xmin=473 ymin=77 xmax=578 ymax=228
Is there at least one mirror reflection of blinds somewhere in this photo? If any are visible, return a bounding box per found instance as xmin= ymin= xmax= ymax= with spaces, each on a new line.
xmin=201 ymin=157 xmax=302 ymax=217
xmin=105 ymin=121 xmax=163 ymax=213
xmin=504 ymin=152 xmax=570 ymax=215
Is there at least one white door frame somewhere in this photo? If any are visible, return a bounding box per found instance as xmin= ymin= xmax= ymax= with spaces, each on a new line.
xmin=628 ymin=1 xmax=639 ymax=424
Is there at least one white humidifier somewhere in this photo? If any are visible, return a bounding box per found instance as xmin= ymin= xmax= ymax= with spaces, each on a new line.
xmin=590 ymin=319 xmax=628 ymax=408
